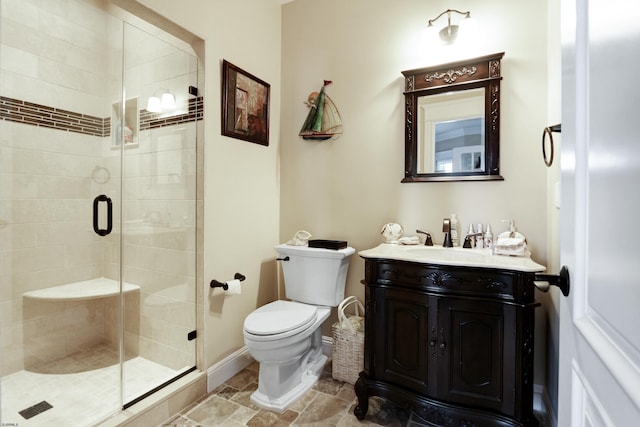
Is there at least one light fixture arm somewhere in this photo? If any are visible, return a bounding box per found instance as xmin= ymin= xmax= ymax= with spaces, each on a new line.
xmin=427 ymin=9 xmax=470 ymax=27
xmin=424 ymin=9 xmax=473 ymax=45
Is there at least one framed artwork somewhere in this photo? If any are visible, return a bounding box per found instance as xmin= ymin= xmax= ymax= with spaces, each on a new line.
xmin=221 ymin=60 xmax=270 ymax=146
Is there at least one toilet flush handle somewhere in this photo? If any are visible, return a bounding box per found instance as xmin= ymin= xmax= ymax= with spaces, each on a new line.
xmin=276 ymin=256 xmax=290 ymax=261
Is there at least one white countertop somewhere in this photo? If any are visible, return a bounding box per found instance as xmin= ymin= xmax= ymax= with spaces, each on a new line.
xmin=359 ymin=243 xmax=546 ymax=273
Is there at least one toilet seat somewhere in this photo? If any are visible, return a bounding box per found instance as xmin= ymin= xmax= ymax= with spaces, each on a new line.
xmin=244 ymin=300 xmax=317 ymax=341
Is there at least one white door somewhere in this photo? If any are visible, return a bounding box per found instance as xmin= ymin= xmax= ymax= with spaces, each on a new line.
xmin=559 ymin=0 xmax=640 ymax=426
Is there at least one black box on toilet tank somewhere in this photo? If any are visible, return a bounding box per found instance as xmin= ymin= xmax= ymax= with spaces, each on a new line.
xmin=308 ymin=240 xmax=348 ymax=250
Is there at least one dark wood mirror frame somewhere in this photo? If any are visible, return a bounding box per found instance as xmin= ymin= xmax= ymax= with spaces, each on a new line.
xmin=401 ymin=52 xmax=505 ymax=182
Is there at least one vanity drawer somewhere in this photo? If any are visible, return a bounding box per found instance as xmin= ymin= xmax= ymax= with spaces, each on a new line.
xmin=365 ymin=259 xmax=535 ymax=303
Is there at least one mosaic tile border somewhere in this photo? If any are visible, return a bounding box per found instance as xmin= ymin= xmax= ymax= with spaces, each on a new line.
xmin=140 ymin=97 xmax=203 ymax=131
xmin=0 ymin=96 xmax=104 ymax=136
xmin=0 ymin=95 xmax=203 ymax=136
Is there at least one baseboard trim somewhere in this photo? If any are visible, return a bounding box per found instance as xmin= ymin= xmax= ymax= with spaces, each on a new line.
xmin=533 ymin=384 xmax=544 ymax=413
xmin=322 ymin=334 xmax=333 ymax=357
xmin=206 ymin=347 xmax=254 ymax=393
xmin=206 ymin=336 xmax=334 ymax=393
xmin=534 ymin=384 xmax=557 ymax=426
xmin=542 ymin=387 xmax=557 ymax=427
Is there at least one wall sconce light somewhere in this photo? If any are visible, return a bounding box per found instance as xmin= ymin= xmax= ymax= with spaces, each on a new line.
xmin=146 ymin=89 xmax=176 ymax=113
xmin=161 ymin=91 xmax=176 ymax=109
xmin=146 ymin=96 xmax=162 ymax=113
xmin=423 ymin=9 xmax=476 ymax=46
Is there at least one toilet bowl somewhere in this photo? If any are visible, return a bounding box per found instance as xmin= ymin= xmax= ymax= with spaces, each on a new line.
xmin=242 ymin=243 xmax=355 ymax=412
xmin=243 ymin=300 xmax=330 ymax=412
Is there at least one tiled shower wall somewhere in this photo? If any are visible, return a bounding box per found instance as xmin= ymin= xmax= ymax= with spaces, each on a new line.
xmin=0 ymin=0 xmax=201 ymax=375
xmin=0 ymin=119 xmax=110 ymax=374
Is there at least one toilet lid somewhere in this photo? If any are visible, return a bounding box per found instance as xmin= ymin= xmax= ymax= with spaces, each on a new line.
xmin=244 ymin=300 xmax=317 ymax=336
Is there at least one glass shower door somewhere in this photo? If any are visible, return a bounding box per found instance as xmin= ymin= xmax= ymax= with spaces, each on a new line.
xmin=120 ymin=22 xmax=199 ymax=405
xmin=1 ymin=1 xmax=199 ymax=425
xmin=0 ymin=1 xmax=125 ymax=424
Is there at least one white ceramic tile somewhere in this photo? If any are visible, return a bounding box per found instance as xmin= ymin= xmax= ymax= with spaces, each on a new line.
xmin=1 ymin=346 xmax=180 ymax=427
xmin=1 ymin=17 xmax=67 ymax=63
xmin=36 ymin=221 xmax=96 ymax=247
xmin=8 ymin=173 xmax=39 ymax=201
xmin=67 ymin=0 xmax=110 ymax=37
xmin=1 ymin=0 xmax=39 ymax=32
xmin=0 ymin=223 xmax=37 ymax=251
xmin=37 ymin=0 xmax=70 ymax=18
xmin=2 ymin=0 xmax=199 ymax=394
xmin=0 ymin=69 xmax=106 ymax=117
xmin=0 ymin=45 xmax=38 ymax=77
xmin=38 ymin=56 xmax=102 ymax=96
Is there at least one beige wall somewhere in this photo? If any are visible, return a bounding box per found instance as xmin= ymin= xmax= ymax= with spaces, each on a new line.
xmin=281 ymin=0 xmax=551 ymax=385
xmin=133 ymin=0 xmax=283 ymax=369
xmin=136 ymin=0 xmax=561 ymax=405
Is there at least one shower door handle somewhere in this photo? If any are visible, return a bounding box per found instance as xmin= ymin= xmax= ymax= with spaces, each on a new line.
xmin=93 ymin=194 xmax=113 ymax=236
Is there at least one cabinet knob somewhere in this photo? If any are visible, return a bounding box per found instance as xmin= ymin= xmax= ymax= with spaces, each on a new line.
xmin=439 ymin=342 xmax=446 ymax=349
xmin=430 ymin=340 xmax=437 ymax=347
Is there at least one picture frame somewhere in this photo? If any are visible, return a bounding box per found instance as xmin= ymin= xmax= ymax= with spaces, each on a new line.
xmin=221 ymin=60 xmax=270 ymax=146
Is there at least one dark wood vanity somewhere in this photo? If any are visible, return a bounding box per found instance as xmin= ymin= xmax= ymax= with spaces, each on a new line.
xmin=355 ymin=256 xmax=540 ymax=427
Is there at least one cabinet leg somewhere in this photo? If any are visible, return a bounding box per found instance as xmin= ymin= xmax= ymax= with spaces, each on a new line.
xmin=354 ymin=372 xmax=368 ymax=420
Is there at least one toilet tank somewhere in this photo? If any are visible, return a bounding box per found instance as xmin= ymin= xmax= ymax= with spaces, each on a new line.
xmin=275 ymin=244 xmax=355 ymax=307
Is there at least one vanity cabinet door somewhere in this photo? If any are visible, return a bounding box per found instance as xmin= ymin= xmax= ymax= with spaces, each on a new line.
xmin=436 ymin=296 xmax=516 ymax=415
xmin=358 ymin=259 xmax=539 ymax=426
xmin=373 ymin=287 xmax=434 ymax=396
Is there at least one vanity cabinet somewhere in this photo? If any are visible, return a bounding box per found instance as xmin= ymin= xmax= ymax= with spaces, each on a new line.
xmin=355 ymin=258 xmax=540 ymax=427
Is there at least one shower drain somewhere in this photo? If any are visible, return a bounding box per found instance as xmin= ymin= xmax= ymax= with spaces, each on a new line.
xmin=18 ymin=400 xmax=53 ymax=420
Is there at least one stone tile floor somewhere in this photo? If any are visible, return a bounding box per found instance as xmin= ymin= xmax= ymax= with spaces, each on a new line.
xmin=161 ymin=361 xmax=430 ymax=427
xmin=162 ymin=360 xmax=550 ymax=427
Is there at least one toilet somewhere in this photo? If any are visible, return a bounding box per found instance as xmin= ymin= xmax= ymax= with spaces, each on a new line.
xmin=243 ymin=243 xmax=355 ymax=412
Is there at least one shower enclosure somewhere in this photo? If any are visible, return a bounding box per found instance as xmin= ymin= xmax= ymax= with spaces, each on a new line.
xmin=0 ymin=1 xmax=201 ymax=425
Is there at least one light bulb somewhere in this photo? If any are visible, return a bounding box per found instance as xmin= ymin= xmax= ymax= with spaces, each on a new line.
xmin=422 ymin=24 xmax=439 ymax=48
xmin=457 ymin=16 xmax=478 ymax=45
xmin=146 ymin=96 xmax=162 ymax=113
xmin=161 ymin=92 xmax=176 ymax=110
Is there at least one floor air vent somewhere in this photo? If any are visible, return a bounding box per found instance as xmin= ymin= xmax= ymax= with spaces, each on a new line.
xmin=19 ymin=400 xmax=53 ymax=419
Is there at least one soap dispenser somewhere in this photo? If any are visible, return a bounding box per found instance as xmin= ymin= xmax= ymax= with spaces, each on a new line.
xmin=494 ymin=220 xmax=527 ymax=256
xmin=499 ymin=219 xmax=518 ymax=239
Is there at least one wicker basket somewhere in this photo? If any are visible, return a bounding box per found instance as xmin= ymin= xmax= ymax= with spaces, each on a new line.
xmin=332 ymin=296 xmax=365 ymax=384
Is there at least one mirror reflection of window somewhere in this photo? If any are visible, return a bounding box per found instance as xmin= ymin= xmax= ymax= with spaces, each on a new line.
xmin=418 ymin=87 xmax=485 ymax=174
xmin=434 ymin=117 xmax=484 ymax=172
xmin=435 ymin=152 xmax=453 ymax=172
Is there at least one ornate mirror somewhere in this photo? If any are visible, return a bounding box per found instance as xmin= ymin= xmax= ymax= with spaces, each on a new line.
xmin=402 ymin=52 xmax=504 ymax=182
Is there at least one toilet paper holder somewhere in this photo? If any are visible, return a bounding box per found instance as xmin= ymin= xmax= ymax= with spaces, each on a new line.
xmin=210 ymin=272 xmax=246 ymax=290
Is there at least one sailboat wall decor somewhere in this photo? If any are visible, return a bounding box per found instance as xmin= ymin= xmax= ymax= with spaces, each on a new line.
xmin=299 ymin=80 xmax=343 ymax=141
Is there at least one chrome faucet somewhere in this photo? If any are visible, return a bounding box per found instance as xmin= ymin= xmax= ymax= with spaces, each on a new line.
xmin=463 ymin=232 xmax=483 ymax=248
xmin=416 ymin=229 xmax=434 ymax=246
xmin=442 ymin=219 xmax=453 ymax=247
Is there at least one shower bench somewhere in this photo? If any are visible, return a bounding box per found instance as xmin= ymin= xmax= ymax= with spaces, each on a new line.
xmin=22 ymin=278 xmax=141 ymax=373
xmin=23 ymin=277 xmax=140 ymax=301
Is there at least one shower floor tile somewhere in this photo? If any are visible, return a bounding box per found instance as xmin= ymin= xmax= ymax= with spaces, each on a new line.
xmin=1 ymin=344 xmax=181 ymax=427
